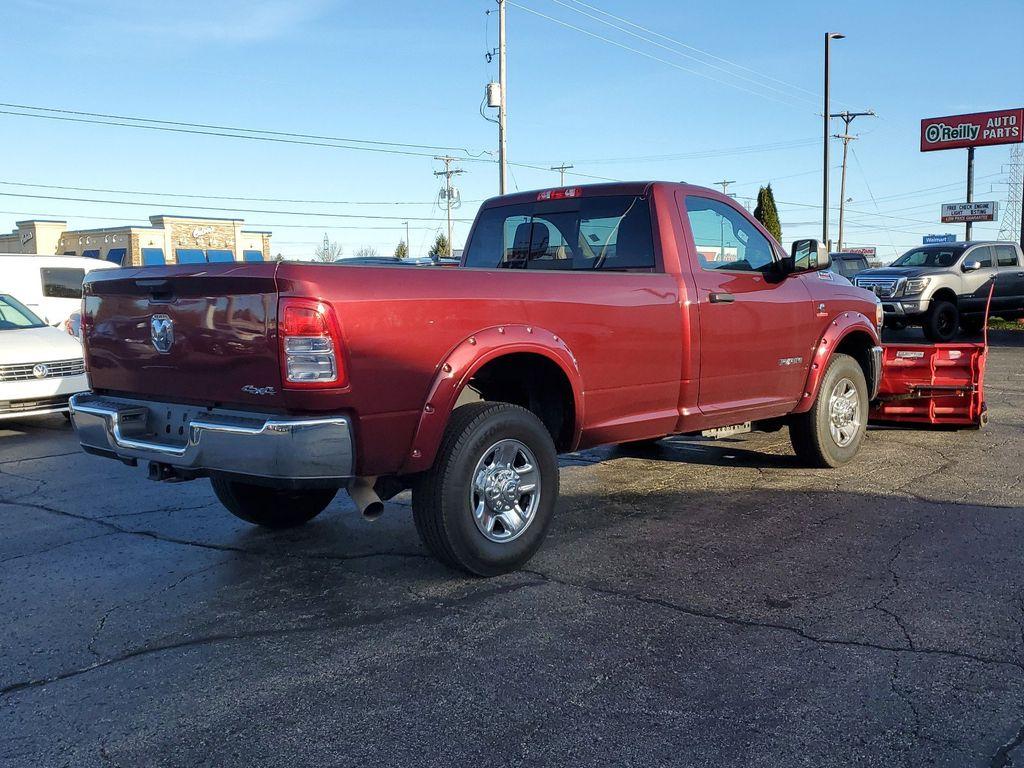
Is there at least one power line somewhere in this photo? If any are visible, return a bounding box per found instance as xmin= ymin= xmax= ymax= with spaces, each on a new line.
xmin=563 ymin=0 xmax=834 ymax=104
xmin=507 ymin=2 xmax=816 ymax=111
xmin=547 ymin=0 xmax=819 ymax=106
xmin=0 ymin=103 xmax=622 ymax=183
xmin=0 ymin=191 xmax=475 ymax=222
xmin=525 ymin=137 xmax=820 ymax=165
xmin=0 ymin=209 xmax=451 ymax=231
xmin=0 ymin=101 xmax=486 ymax=156
xmin=0 ymin=179 xmax=478 ymax=207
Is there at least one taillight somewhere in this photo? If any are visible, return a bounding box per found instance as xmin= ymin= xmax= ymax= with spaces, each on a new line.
xmin=537 ymin=187 xmax=582 ymax=201
xmin=279 ymin=297 xmax=346 ymax=389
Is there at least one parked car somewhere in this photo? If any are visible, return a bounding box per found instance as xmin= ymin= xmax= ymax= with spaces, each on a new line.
xmin=828 ymin=252 xmax=870 ymax=281
xmin=70 ymin=182 xmax=884 ymax=575
xmin=0 ymin=294 xmax=89 ymax=421
xmin=1 ymin=254 xmax=120 ymax=328
xmin=854 ymin=241 xmax=1024 ymax=340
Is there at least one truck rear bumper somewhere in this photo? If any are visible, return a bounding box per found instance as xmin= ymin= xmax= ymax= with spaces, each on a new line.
xmin=69 ymin=393 xmax=354 ymax=485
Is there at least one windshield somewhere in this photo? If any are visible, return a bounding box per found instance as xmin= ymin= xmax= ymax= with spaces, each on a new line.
xmin=891 ymin=246 xmax=965 ymax=268
xmin=0 ymin=294 xmax=47 ymax=330
xmin=463 ymin=194 xmax=655 ymax=271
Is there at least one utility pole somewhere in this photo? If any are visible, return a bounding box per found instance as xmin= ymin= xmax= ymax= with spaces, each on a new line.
xmin=550 ymin=163 xmax=573 ymax=186
xmin=714 ymin=179 xmax=736 ymax=196
xmin=402 ymin=220 xmax=410 ymax=258
xmin=498 ymin=0 xmax=508 ymax=195
xmin=828 ymin=109 xmax=874 ymax=252
xmin=832 ymin=133 xmax=855 ymax=252
xmin=434 ymin=156 xmax=464 ymax=257
xmin=823 ymin=32 xmax=845 ymax=249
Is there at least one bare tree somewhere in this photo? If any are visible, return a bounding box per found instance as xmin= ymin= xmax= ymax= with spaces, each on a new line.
xmin=314 ymin=234 xmax=343 ymax=262
xmin=353 ymin=246 xmax=380 ymax=259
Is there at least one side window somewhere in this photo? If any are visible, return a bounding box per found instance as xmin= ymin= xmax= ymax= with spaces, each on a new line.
xmin=684 ymin=197 xmax=775 ymax=272
xmin=995 ymin=245 xmax=1020 ymax=268
xmin=967 ymin=246 xmax=993 ymax=268
xmin=40 ymin=268 xmax=86 ymax=299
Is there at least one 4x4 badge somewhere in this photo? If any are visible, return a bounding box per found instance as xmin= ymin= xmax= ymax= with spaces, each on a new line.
xmin=150 ymin=314 xmax=174 ymax=354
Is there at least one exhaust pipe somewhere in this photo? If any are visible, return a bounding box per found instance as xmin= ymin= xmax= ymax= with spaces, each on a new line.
xmin=347 ymin=476 xmax=384 ymax=521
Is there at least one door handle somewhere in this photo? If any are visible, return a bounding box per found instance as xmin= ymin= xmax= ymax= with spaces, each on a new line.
xmin=709 ymin=292 xmax=735 ymax=304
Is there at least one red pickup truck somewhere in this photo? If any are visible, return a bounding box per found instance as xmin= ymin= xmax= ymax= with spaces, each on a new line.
xmin=71 ymin=182 xmax=883 ymax=575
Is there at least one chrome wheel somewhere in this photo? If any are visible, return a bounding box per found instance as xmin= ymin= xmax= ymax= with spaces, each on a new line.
xmin=470 ymin=438 xmax=540 ymax=543
xmin=828 ymin=377 xmax=861 ymax=448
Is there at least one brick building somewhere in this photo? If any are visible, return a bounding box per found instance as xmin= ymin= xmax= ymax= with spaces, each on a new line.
xmin=0 ymin=215 xmax=272 ymax=265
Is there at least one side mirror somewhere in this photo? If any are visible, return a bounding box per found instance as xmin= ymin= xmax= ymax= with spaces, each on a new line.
xmin=962 ymin=260 xmax=982 ymax=273
xmin=784 ymin=239 xmax=831 ymax=275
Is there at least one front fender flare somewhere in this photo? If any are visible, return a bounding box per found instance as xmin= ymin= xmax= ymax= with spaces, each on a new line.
xmin=792 ymin=312 xmax=881 ymax=414
xmin=399 ymin=324 xmax=585 ymax=474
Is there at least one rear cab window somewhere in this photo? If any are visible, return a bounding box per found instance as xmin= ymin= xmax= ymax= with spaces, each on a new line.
xmin=463 ymin=194 xmax=656 ymax=271
xmin=40 ymin=267 xmax=86 ymax=299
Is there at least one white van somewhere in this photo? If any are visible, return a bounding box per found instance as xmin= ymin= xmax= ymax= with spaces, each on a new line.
xmin=0 ymin=254 xmax=120 ymax=327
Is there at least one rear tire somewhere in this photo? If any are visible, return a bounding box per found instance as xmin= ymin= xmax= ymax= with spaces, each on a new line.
xmin=789 ymin=353 xmax=868 ymax=468
xmin=412 ymin=402 xmax=559 ymax=576
xmin=959 ymin=315 xmax=985 ymax=335
xmin=210 ymin=477 xmax=336 ymax=529
xmin=923 ymin=300 xmax=959 ymax=342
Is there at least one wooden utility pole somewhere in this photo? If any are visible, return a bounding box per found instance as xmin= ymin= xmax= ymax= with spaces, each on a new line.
xmin=829 ymin=110 xmax=875 ymax=252
xmin=550 ymin=163 xmax=573 ymax=186
xmin=498 ymin=0 xmax=508 ymax=194
xmin=434 ymin=156 xmax=464 ymax=257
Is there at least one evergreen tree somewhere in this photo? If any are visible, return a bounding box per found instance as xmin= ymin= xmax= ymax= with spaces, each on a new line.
xmin=754 ymin=184 xmax=782 ymax=243
xmin=428 ymin=233 xmax=451 ymax=259
xmin=394 ymin=239 xmax=409 ymax=259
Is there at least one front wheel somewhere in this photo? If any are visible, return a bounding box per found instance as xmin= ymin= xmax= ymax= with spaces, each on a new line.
xmin=789 ymin=353 xmax=868 ymax=468
xmin=412 ymin=402 xmax=559 ymax=576
xmin=210 ymin=477 xmax=336 ymax=528
xmin=924 ymin=300 xmax=959 ymax=342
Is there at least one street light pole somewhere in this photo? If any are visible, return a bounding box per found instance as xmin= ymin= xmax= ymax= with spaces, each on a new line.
xmin=823 ymin=32 xmax=845 ymax=248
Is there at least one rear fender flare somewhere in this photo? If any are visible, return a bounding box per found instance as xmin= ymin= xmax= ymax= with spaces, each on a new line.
xmin=399 ymin=325 xmax=584 ymax=474
xmin=793 ymin=312 xmax=880 ymax=414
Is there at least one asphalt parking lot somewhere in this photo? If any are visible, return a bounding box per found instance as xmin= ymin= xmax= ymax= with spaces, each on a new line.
xmin=2 ymin=330 xmax=1024 ymax=768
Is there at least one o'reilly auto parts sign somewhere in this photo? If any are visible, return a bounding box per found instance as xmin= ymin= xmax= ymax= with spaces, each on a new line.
xmin=921 ymin=108 xmax=1023 ymax=152
xmin=941 ymin=201 xmax=999 ymax=224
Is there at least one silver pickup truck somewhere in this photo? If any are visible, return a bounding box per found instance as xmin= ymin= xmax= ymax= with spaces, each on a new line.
xmin=854 ymin=240 xmax=1024 ymax=341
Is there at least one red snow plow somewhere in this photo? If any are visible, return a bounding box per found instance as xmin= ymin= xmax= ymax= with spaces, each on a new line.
xmin=869 ymin=287 xmax=992 ymax=429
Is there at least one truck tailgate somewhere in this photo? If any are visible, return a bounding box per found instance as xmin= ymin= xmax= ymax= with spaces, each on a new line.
xmin=83 ymin=263 xmax=285 ymax=409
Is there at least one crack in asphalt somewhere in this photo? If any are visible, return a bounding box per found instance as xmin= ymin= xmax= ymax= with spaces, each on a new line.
xmin=0 ymin=531 xmax=118 ymax=565
xmin=86 ymin=558 xmax=235 ymax=657
xmin=520 ymin=568 xmax=1024 ymax=675
xmin=992 ymin=722 xmax=1024 ymax=768
xmin=0 ymin=498 xmax=429 ymax=564
xmin=868 ymin=524 xmax=920 ymax=650
xmin=0 ymin=450 xmax=80 ymax=467
xmin=0 ymin=579 xmax=545 ymax=699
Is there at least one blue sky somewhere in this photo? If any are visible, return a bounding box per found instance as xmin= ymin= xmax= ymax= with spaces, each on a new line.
xmin=2 ymin=0 xmax=1022 ymax=260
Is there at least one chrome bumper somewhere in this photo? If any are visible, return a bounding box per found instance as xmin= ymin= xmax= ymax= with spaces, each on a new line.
xmin=69 ymin=393 xmax=354 ymax=484
xmin=869 ymin=345 xmax=884 ymax=401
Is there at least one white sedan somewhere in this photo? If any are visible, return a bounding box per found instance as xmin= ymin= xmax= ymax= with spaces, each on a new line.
xmin=0 ymin=294 xmax=89 ymax=421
